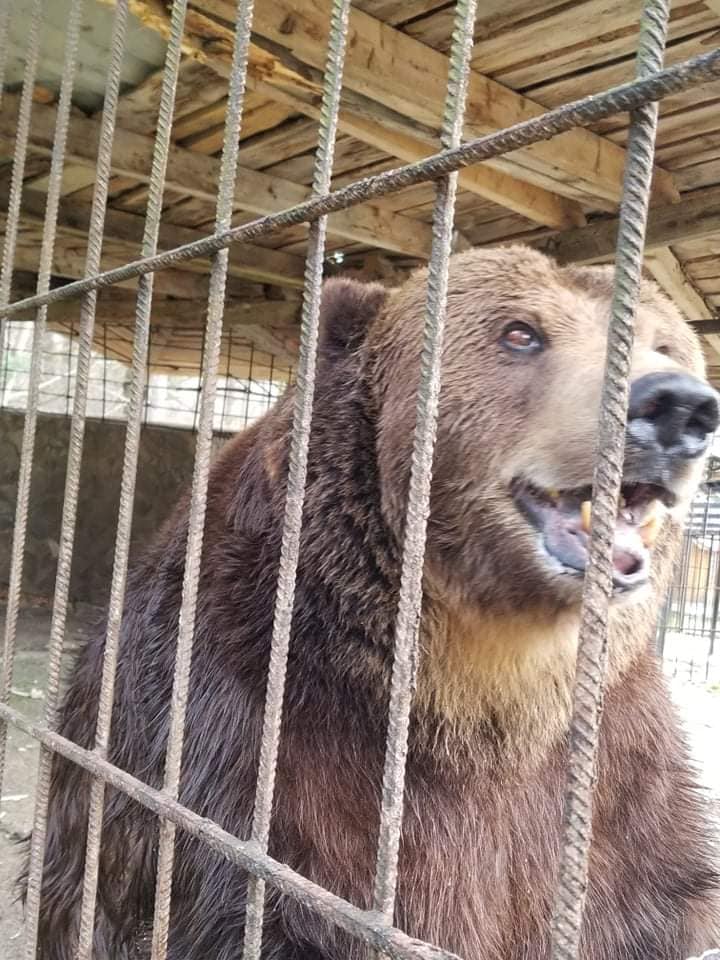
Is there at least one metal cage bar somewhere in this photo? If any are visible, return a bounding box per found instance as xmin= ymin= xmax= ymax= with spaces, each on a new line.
xmin=19 ymin=0 xmax=192 ymax=953
xmin=241 ymin=0 xmax=353 ymax=955
xmin=0 ymin=1 xmax=718 ymax=959
xmin=371 ymin=0 xmax=476 ymax=925
xmin=0 ymin=0 xmax=43 ymax=345
xmin=549 ymin=2 xmax=672 ymax=957
xmin=0 ymin=48 xmax=719 ymax=325
xmin=147 ymin=0 xmax=257 ymax=955
xmin=0 ymin=0 xmax=83 ymax=795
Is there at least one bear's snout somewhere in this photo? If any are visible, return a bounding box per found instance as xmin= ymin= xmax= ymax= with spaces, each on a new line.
xmin=627 ymin=371 xmax=719 ymax=462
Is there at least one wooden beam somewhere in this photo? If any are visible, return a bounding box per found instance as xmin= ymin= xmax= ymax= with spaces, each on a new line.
xmin=645 ymin=248 xmax=712 ymax=322
xmin=233 ymin=0 xmax=678 ymax=207
xmin=0 ymin=94 xmax=432 ymax=259
xmin=43 ymin=297 xmax=299 ymax=363
xmin=8 ymin=188 xmax=306 ymax=288
xmin=15 ymin=293 xmax=298 ymax=329
xmin=9 ymin=277 xmax=299 ymax=363
xmin=1 ymin=217 xmax=219 ymax=299
xmin=645 ymin=247 xmax=720 ymax=363
xmin=326 ymin=113 xmax=587 ymax=229
xmin=530 ymin=186 xmax=720 ymax=265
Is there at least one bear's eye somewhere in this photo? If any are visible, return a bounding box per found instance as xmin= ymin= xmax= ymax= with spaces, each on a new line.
xmin=500 ymin=322 xmax=543 ymax=355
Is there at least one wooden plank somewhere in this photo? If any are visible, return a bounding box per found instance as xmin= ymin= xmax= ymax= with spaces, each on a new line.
xmin=529 ymin=31 xmax=720 ymax=111
xmin=36 ymin=298 xmax=299 ymax=366
xmin=685 ymin=257 xmax=720 ymax=281
xmin=607 ymin=98 xmax=720 ymax=150
xmin=353 ymin=0 xmax=449 ymax=25
xmin=529 ymin=185 xmax=720 ymax=264
xmin=403 ymin=0 xmax=564 ymax=53
xmin=656 ymin=133 xmax=720 ymax=169
xmin=27 ymin=294 xmax=298 ymax=331
xmin=7 ymin=188 xmax=306 ymax=288
xmin=236 ymin=117 xmax=319 ymax=170
xmin=114 ymin=57 xmax=230 ymax=137
xmin=332 ymin=113 xmax=587 ymax=227
xmin=180 ymin=99 xmax=293 ymax=153
xmin=0 ymin=94 xmax=433 ymax=258
xmin=122 ymin=93 xmax=295 ymax=218
xmin=238 ymin=0 xmax=679 ymax=206
xmin=5 ymin=222 xmax=213 ymax=299
xmin=645 ymin=247 xmax=712 ymax=321
xmin=470 ymin=1 xmax=717 ymax=88
xmin=674 ymin=158 xmax=720 ymax=192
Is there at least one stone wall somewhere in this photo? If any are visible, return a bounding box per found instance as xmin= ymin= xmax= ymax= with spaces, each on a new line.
xmin=0 ymin=410 xmax=200 ymax=604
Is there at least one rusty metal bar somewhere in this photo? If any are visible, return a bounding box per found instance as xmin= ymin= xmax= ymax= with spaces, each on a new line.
xmin=242 ymin=0 xmax=352 ymax=956
xmin=52 ymin=0 xmax=136 ymax=954
xmin=20 ymin=0 xmax=190 ymax=954
xmin=0 ymin=699 xmax=458 ymax=960
xmin=0 ymin=0 xmax=11 ymax=115
xmin=147 ymin=1 xmax=256 ymax=956
xmin=549 ymin=3 xmax=672 ymax=959
xmin=0 ymin=0 xmax=43 ymax=373
xmin=0 ymin=0 xmax=84 ymax=801
xmin=370 ymin=0 xmax=476 ymax=927
xmin=2 ymin=46 xmax=719 ymax=323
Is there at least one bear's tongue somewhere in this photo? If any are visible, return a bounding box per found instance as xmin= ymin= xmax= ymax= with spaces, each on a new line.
xmin=542 ymin=493 xmax=661 ymax=582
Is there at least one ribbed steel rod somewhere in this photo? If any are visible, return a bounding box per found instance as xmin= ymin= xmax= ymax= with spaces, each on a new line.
xmin=1 ymin=46 xmax=719 ymax=323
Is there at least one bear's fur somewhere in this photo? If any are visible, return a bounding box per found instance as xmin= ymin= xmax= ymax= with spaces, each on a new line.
xmin=31 ymin=246 xmax=720 ymax=960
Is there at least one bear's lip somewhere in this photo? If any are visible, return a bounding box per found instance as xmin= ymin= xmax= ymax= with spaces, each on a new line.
xmin=510 ymin=478 xmax=676 ymax=592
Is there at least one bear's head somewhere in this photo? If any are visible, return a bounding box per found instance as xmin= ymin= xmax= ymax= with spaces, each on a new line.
xmin=320 ymin=245 xmax=718 ymax=621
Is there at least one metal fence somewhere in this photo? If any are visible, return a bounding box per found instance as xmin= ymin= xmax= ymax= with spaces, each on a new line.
xmin=0 ymin=318 xmax=291 ymax=432
xmin=657 ymin=457 xmax=720 ymax=682
xmin=1 ymin=1 xmax=720 ymax=959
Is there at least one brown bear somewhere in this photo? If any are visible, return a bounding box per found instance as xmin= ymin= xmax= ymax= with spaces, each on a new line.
xmin=31 ymin=245 xmax=720 ymax=960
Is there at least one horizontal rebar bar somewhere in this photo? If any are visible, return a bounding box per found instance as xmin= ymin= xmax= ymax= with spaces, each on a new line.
xmin=0 ymin=700 xmax=459 ymax=960
xmin=1 ymin=46 xmax=719 ymax=322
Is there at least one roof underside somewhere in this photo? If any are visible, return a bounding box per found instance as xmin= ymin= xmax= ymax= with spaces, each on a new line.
xmin=2 ymin=0 xmax=720 ymax=383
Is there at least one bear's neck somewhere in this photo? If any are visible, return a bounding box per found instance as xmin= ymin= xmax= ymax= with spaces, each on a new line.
xmin=281 ymin=352 xmax=639 ymax=765
xmin=414 ymin=600 xmax=579 ymax=760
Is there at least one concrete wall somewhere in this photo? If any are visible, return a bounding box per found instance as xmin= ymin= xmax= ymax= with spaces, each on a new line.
xmin=0 ymin=410 xmax=200 ymax=605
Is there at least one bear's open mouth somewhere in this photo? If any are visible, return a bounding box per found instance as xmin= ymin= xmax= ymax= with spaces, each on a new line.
xmin=511 ymin=478 xmax=677 ymax=591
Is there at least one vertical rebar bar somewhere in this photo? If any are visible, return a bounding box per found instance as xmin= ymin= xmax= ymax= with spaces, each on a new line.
xmin=0 ymin=0 xmax=80 ymax=797
xmin=0 ymin=0 xmax=11 ymax=115
xmin=0 ymin=0 xmax=43 ymax=389
xmin=369 ymin=0 xmax=477 ymax=928
xmin=549 ymin=3 xmax=671 ymax=959
xmin=241 ymin=2 xmax=352 ymax=956
xmin=148 ymin=1 xmax=256 ymax=956
xmin=20 ymin=0 xmax=193 ymax=953
xmin=74 ymin=0 xmax=187 ymax=945
xmin=38 ymin=0 xmax=134 ymax=953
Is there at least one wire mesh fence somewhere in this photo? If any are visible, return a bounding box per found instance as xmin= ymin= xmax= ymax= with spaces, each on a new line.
xmin=657 ymin=452 xmax=720 ymax=683
xmin=0 ymin=318 xmax=292 ymax=432
xmin=0 ymin=0 xmax=719 ymax=959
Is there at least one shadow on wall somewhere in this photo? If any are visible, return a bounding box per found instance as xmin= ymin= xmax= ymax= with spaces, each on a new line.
xmin=0 ymin=411 xmax=201 ymax=606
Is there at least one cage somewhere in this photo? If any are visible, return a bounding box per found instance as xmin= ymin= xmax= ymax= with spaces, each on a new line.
xmin=1 ymin=1 xmax=720 ymax=959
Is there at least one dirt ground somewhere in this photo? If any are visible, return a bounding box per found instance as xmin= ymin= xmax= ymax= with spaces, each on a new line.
xmin=1 ymin=608 xmax=719 ymax=958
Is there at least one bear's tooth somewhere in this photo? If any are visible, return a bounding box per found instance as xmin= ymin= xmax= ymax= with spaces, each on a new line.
xmin=639 ymin=500 xmax=663 ymax=546
xmin=640 ymin=511 xmax=661 ymax=547
xmin=580 ymin=500 xmax=592 ymax=533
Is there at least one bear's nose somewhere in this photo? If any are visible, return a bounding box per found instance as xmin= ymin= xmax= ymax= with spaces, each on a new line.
xmin=627 ymin=371 xmax=719 ymax=459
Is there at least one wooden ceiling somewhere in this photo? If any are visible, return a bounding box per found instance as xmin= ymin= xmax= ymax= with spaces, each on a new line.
xmin=2 ymin=0 xmax=720 ymax=381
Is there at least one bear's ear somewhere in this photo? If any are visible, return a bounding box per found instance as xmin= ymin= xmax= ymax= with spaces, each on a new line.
xmin=318 ymin=277 xmax=388 ymax=356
